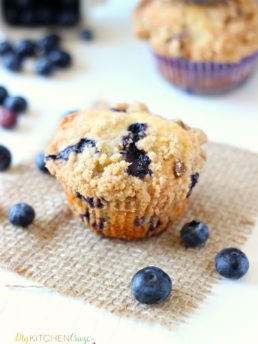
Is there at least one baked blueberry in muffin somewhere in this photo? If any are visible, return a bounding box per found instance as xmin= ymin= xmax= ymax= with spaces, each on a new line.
xmin=45 ymin=103 xmax=207 ymax=239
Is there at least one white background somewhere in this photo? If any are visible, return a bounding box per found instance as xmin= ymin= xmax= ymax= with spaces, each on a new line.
xmin=0 ymin=1 xmax=258 ymax=343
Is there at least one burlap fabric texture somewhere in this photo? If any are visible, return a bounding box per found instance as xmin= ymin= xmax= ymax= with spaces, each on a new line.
xmin=0 ymin=142 xmax=258 ymax=328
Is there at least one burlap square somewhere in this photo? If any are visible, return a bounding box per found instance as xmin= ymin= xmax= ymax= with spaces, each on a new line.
xmin=0 ymin=142 xmax=258 ymax=328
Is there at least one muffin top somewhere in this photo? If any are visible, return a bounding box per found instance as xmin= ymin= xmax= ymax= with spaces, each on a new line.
xmin=133 ymin=0 xmax=258 ymax=63
xmin=45 ymin=103 xmax=207 ymax=211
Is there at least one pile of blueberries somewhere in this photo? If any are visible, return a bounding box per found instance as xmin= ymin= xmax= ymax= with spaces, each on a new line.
xmin=0 ymin=86 xmax=28 ymax=129
xmin=0 ymin=34 xmax=72 ymax=76
xmin=3 ymin=0 xmax=81 ymax=28
xmin=0 ymin=143 xmax=250 ymax=306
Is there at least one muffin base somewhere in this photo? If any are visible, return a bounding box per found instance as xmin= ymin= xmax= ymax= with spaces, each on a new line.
xmin=154 ymin=51 xmax=258 ymax=94
xmin=64 ymin=188 xmax=189 ymax=240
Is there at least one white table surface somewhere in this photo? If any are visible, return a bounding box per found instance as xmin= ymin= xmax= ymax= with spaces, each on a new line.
xmin=1 ymin=1 xmax=258 ymax=343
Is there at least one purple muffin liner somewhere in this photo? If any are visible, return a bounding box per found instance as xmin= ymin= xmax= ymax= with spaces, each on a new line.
xmin=153 ymin=51 xmax=258 ymax=94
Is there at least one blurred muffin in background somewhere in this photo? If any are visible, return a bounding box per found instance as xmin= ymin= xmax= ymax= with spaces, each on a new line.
xmin=133 ymin=0 xmax=258 ymax=94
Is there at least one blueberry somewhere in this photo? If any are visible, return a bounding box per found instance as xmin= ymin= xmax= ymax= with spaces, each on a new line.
xmin=0 ymin=108 xmax=17 ymax=129
xmin=0 ymin=86 xmax=8 ymax=105
xmin=215 ymin=248 xmax=249 ymax=279
xmin=46 ymin=138 xmax=96 ymax=161
xmin=15 ymin=39 xmax=36 ymax=58
xmin=36 ymin=34 xmax=61 ymax=54
xmin=3 ymin=54 xmax=23 ymax=72
xmin=8 ymin=203 xmax=35 ymax=227
xmin=80 ymin=28 xmax=94 ymax=41
xmin=126 ymin=154 xmax=152 ymax=179
xmin=0 ymin=41 xmax=13 ymax=56
xmin=56 ymin=11 xmax=79 ymax=27
xmin=180 ymin=220 xmax=209 ymax=247
xmin=48 ymin=50 xmax=72 ymax=68
xmin=35 ymin=152 xmax=49 ymax=174
xmin=187 ymin=173 xmax=199 ymax=198
xmin=36 ymin=57 xmax=55 ymax=76
xmin=131 ymin=266 xmax=172 ymax=304
xmin=0 ymin=145 xmax=11 ymax=171
xmin=4 ymin=96 xmax=28 ymax=114
xmin=123 ymin=144 xmax=152 ymax=179
xmin=128 ymin=123 xmax=147 ymax=141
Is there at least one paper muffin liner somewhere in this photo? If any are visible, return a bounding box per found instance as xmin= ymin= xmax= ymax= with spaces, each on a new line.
xmin=64 ymin=187 xmax=189 ymax=240
xmin=153 ymin=51 xmax=258 ymax=94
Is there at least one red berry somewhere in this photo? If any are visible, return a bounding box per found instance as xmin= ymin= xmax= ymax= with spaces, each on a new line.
xmin=0 ymin=108 xmax=17 ymax=129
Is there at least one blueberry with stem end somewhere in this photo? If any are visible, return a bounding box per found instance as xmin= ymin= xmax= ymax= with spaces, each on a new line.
xmin=215 ymin=248 xmax=249 ymax=279
xmin=180 ymin=220 xmax=209 ymax=247
xmin=131 ymin=266 xmax=172 ymax=304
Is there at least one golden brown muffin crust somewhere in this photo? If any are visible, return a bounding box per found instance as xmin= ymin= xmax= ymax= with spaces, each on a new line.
xmin=46 ymin=104 xmax=207 ymax=239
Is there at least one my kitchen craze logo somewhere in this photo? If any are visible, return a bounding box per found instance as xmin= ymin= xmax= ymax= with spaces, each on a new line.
xmin=15 ymin=332 xmax=96 ymax=344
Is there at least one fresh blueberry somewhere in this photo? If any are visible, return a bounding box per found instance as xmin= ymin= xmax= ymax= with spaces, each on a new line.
xmin=48 ymin=49 xmax=72 ymax=68
xmin=131 ymin=266 xmax=172 ymax=304
xmin=35 ymin=152 xmax=49 ymax=174
xmin=8 ymin=203 xmax=35 ymax=227
xmin=0 ymin=40 xmax=13 ymax=56
xmin=0 ymin=108 xmax=17 ymax=129
xmin=36 ymin=34 xmax=61 ymax=54
xmin=56 ymin=11 xmax=79 ymax=27
xmin=0 ymin=144 xmax=11 ymax=171
xmin=215 ymin=248 xmax=249 ymax=279
xmin=80 ymin=28 xmax=94 ymax=41
xmin=180 ymin=220 xmax=209 ymax=247
xmin=36 ymin=57 xmax=55 ymax=76
xmin=3 ymin=54 xmax=23 ymax=72
xmin=0 ymin=86 xmax=8 ymax=105
xmin=4 ymin=96 xmax=28 ymax=114
xmin=15 ymin=39 xmax=36 ymax=58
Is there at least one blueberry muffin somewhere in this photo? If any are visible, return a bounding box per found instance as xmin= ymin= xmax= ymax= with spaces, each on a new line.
xmin=133 ymin=0 xmax=258 ymax=93
xmin=45 ymin=103 xmax=207 ymax=240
